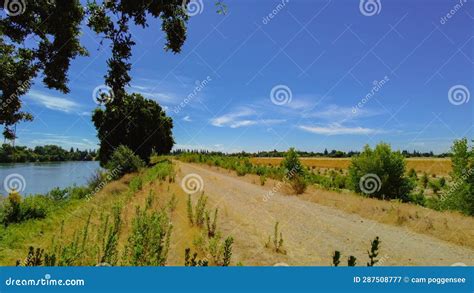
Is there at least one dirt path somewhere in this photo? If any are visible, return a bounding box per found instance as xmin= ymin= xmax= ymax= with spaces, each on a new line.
xmin=176 ymin=162 xmax=474 ymax=266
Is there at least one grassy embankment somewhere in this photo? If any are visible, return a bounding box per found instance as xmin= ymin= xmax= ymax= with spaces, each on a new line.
xmin=0 ymin=159 xmax=230 ymax=266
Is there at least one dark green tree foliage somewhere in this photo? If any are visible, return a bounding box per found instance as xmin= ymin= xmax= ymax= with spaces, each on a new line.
xmin=0 ymin=0 xmax=86 ymax=139
xmin=93 ymin=93 xmax=174 ymax=165
xmin=349 ymin=143 xmax=413 ymax=201
xmin=0 ymin=143 xmax=96 ymax=163
xmin=87 ymin=0 xmax=189 ymax=97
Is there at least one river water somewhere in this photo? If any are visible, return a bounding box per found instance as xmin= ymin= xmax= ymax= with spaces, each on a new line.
xmin=0 ymin=161 xmax=101 ymax=196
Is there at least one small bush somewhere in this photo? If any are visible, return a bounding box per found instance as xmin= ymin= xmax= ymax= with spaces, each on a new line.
xmin=348 ymin=143 xmax=413 ymax=201
xmin=106 ymin=145 xmax=145 ymax=178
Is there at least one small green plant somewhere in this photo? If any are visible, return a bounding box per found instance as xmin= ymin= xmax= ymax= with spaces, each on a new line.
xmin=100 ymin=206 xmax=122 ymax=265
xmin=145 ymin=190 xmax=154 ymax=209
xmin=367 ymin=236 xmax=381 ymax=266
xmin=167 ymin=193 xmax=178 ymax=213
xmin=16 ymin=247 xmax=56 ymax=266
xmin=184 ymin=248 xmax=209 ymax=266
xmin=194 ymin=194 xmax=208 ymax=227
xmin=420 ymin=173 xmax=429 ymax=189
xmin=265 ymin=221 xmax=286 ymax=254
xmin=187 ymin=194 xmax=194 ymax=225
xmin=129 ymin=176 xmax=143 ymax=192
xmin=259 ymin=175 xmax=267 ymax=186
xmin=348 ymin=255 xmax=357 ymax=266
xmin=222 ymin=236 xmax=234 ymax=266
xmin=123 ymin=206 xmax=172 ymax=266
xmin=332 ymin=251 xmax=341 ymax=266
xmin=206 ymin=208 xmax=218 ymax=238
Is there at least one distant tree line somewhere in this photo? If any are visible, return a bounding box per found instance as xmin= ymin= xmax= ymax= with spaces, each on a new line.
xmin=172 ymin=148 xmax=450 ymax=158
xmin=0 ymin=144 xmax=96 ymax=163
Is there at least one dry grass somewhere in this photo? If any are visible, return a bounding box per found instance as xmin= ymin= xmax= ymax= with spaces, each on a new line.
xmin=251 ymin=157 xmax=452 ymax=175
xmin=0 ymin=170 xmax=200 ymax=266
xmin=299 ymin=186 xmax=474 ymax=249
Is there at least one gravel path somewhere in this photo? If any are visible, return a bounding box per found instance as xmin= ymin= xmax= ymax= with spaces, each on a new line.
xmin=177 ymin=162 xmax=474 ymax=266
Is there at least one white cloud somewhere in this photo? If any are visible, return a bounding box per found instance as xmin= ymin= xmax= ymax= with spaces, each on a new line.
xmin=129 ymin=85 xmax=180 ymax=104
xmin=183 ymin=115 xmax=192 ymax=122
xmin=298 ymin=123 xmax=379 ymax=135
xmin=304 ymin=104 xmax=382 ymax=121
xmin=211 ymin=108 xmax=285 ymax=128
xmin=26 ymin=91 xmax=81 ymax=113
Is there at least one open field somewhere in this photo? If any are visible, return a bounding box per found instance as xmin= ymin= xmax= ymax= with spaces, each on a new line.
xmin=250 ymin=157 xmax=452 ymax=176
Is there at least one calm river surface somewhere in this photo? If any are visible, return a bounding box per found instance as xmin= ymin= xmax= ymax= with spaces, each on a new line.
xmin=0 ymin=161 xmax=101 ymax=196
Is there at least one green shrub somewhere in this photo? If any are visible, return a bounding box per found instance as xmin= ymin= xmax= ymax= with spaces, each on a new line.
xmin=124 ymin=206 xmax=172 ymax=266
xmin=348 ymin=143 xmax=413 ymax=201
xmin=129 ymin=176 xmax=143 ymax=192
xmin=47 ymin=187 xmax=68 ymax=201
xmin=0 ymin=192 xmax=22 ymax=226
xmin=20 ymin=196 xmax=50 ymax=221
xmin=106 ymin=145 xmax=145 ymax=178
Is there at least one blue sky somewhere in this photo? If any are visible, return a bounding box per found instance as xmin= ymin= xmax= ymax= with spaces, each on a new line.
xmin=15 ymin=0 xmax=473 ymax=153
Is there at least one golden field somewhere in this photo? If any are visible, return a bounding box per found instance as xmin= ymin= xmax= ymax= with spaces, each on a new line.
xmin=250 ymin=157 xmax=452 ymax=176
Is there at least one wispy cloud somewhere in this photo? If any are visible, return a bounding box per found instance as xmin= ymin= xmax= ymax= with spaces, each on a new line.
xmin=211 ymin=108 xmax=285 ymax=128
xmin=304 ymin=104 xmax=383 ymax=121
xmin=299 ymin=123 xmax=379 ymax=135
xmin=183 ymin=115 xmax=192 ymax=122
xmin=129 ymin=85 xmax=180 ymax=104
xmin=26 ymin=91 xmax=81 ymax=113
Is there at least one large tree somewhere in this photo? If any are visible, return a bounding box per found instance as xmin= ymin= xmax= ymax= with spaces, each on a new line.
xmin=93 ymin=93 xmax=174 ymax=166
xmin=0 ymin=0 xmax=86 ymax=139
